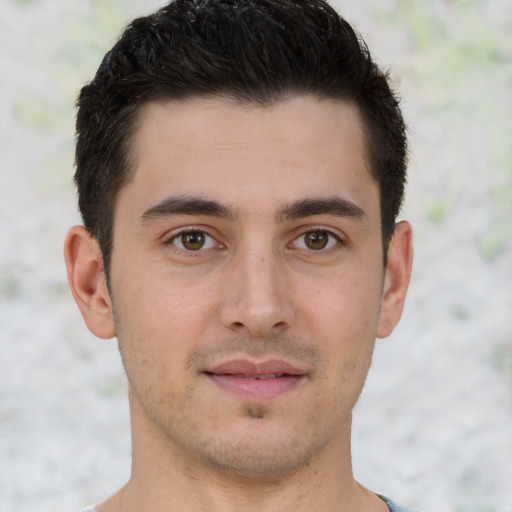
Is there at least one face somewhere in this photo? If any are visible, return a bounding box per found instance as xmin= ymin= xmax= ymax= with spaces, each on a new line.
xmin=101 ymin=96 xmax=401 ymax=476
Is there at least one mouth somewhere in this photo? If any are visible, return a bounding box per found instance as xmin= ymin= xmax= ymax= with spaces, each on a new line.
xmin=204 ymin=359 xmax=307 ymax=401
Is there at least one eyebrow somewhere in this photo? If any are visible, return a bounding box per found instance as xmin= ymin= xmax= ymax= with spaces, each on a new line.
xmin=141 ymin=196 xmax=236 ymax=224
xmin=140 ymin=195 xmax=367 ymax=225
xmin=278 ymin=197 xmax=367 ymax=222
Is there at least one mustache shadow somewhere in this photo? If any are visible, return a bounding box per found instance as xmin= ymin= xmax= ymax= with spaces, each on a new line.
xmin=187 ymin=333 xmax=326 ymax=371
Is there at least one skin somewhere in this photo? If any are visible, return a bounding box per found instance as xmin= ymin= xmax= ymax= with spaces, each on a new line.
xmin=65 ymin=95 xmax=413 ymax=512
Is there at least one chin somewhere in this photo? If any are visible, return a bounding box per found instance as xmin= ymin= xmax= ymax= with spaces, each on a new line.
xmin=194 ymin=420 xmax=325 ymax=478
xmin=201 ymin=445 xmax=313 ymax=478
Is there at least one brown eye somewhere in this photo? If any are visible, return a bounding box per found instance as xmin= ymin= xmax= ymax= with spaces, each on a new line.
xmin=304 ymin=231 xmax=330 ymax=250
xmin=292 ymin=230 xmax=340 ymax=251
xmin=170 ymin=230 xmax=217 ymax=251
xmin=181 ymin=232 xmax=205 ymax=250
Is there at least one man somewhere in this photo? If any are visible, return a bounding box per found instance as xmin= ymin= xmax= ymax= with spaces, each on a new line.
xmin=64 ymin=0 xmax=416 ymax=510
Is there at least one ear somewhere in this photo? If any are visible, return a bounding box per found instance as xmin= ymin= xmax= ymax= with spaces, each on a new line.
xmin=64 ymin=225 xmax=116 ymax=339
xmin=377 ymin=220 xmax=414 ymax=338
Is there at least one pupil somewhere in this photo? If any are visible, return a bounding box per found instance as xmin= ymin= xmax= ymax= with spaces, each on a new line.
xmin=183 ymin=232 xmax=205 ymax=250
xmin=306 ymin=231 xmax=328 ymax=250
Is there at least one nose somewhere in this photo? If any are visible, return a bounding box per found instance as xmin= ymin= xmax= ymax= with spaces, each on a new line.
xmin=220 ymin=247 xmax=295 ymax=337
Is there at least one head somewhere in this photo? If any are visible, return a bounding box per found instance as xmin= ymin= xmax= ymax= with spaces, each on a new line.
xmin=67 ymin=0 xmax=414 ymax=485
xmin=74 ymin=0 xmax=407 ymax=283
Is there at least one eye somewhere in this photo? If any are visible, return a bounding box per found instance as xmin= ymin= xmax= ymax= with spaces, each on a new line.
xmin=293 ymin=230 xmax=340 ymax=251
xmin=169 ymin=230 xmax=218 ymax=251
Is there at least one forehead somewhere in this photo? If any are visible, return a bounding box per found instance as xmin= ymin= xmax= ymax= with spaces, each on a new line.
xmin=133 ymin=95 xmax=368 ymax=161
xmin=121 ymin=95 xmax=378 ymax=220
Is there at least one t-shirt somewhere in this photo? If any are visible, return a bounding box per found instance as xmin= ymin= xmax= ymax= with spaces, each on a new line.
xmin=378 ymin=494 xmax=421 ymax=511
xmin=80 ymin=495 xmax=420 ymax=511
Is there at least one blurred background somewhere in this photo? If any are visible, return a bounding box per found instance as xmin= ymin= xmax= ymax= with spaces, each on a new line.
xmin=0 ymin=0 xmax=511 ymax=511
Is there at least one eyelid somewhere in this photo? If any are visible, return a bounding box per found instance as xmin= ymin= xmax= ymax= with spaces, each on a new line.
xmin=289 ymin=226 xmax=345 ymax=250
xmin=163 ymin=224 xmax=217 ymax=241
xmin=164 ymin=226 xmax=224 ymax=252
xmin=293 ymin=224 xmax=346 ymax=240
xmin=161 ymin=224 xmax=346 ymax=253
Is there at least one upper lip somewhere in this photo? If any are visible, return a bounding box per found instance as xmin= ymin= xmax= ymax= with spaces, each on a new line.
xmin=206 ymin=359 xmax=306 ymax=377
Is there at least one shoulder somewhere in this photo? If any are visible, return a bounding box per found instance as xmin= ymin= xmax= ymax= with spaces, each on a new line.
xmin=378 ymin=494 xmax=421 ymax=512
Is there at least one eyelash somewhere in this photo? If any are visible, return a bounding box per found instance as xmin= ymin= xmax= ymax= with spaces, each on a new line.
xmin=164 ymin=227 xmax=343 ymax=254
xmin=290 ymin=229 xmax=342 ymax=252
xmin=166 ymin=229 xmax=221 ymax=253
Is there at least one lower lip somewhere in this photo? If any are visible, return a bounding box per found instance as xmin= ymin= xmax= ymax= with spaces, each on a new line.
xmin=207 ymin=374 xmax=305 ymax=401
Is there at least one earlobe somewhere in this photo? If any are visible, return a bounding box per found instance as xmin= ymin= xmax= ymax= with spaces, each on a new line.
xmin=64 ymin=225 xmax=116 ymax=339
xmin=377 ymin=221 xmax=414 ymax=338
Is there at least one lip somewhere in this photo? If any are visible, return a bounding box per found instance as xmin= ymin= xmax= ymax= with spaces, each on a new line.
xmin=205 ymin=359 xmax=307 ymax=401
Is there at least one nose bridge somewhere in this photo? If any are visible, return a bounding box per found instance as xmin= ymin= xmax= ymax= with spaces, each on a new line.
xmin=221 ymin=238 xmax=293 ymax=335
xmin=245 ymin=246 xmax=279 ymax=303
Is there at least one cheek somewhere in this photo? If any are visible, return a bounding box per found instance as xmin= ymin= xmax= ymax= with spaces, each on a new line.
xmin=299 ymin=270 xmax=382 ymax=372
xmin=114 ymin=259 xmax=215 ymax=330
xmin=111 ymin=265 xmax=220 ymax=381
xmin=302 ymin=268 xmax=383 ymax=332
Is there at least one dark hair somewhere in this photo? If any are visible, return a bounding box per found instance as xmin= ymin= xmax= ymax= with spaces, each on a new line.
xmin=75 ymin=0 xmax=407 ymax=277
